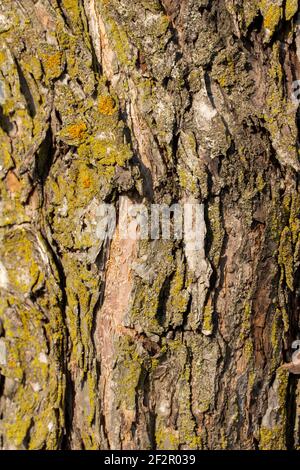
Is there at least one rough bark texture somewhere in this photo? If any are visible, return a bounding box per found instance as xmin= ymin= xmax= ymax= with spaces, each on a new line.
xmin=0 ymin=0 xmax=300 ymax=450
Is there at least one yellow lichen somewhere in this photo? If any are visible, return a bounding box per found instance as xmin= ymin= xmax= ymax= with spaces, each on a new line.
xmin=244 ymin=338 xmax=254 ymax=361
xmin=61 ymin=0 xmax=82 ymax=27
xmin=202 ymin=304 xmax=214 ymax=336
xmin=60 ymin=122 xmax=88 ymax=145
xmin=285 ymin=0 xmax=298 ymax=20
xmin=5 ymin=418 xmax=32 ymax=447
xmin=259 ymin=369 xmax=289 ymax=450
xmin=240 ymin=302 xmax=251 ymax=342
xmin=278 ymin=226 xmax=294 ymax=291
xmin=78 ymin=137 xmax=132 ymax=166
xmin=256 ymin=174 xmax=266 ymax=192
xmin=114 ymin=336 xmax=144 ymax=410
xmin=98 ymin=95 xmax=117 ymax=115
xmin=261 ymin=1 xmax=282 ymax=34
xmin=66 ymin=122 xmax=87 ymax=139
xmin=259 ymin=426 xmax=285 ymax=450
xmin=155 ymin=426 xmax=180 ymax=450
xmin=168 ymin=261 xmax=189 ymax=319
xmin=41 ymin=51 xmax=63 ymax=80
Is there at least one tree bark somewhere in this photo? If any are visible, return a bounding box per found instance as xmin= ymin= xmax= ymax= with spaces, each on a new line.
xmin=0 ymin=0 xmax=300 ymax=450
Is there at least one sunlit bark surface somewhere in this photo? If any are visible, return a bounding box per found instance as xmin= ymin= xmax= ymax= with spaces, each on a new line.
xmin=0 ymin=0 xmax=300 ymax=450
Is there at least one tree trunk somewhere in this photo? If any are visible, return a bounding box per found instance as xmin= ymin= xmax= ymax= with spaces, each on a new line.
xmin=0 ymin=0 xmax=300 ymax=450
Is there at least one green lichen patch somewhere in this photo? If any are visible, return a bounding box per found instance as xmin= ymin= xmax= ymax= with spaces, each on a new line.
xmin=270 ymin=308 xmax=284 ymax=371
xmin=166 ymin=252 xmax=190 ymax=327
xmin=262 ymin=43 xmax=299 ymax=170
xmin=239 ymin=302 xmax=252 ymax=342
xmin=278 ymin=226 xmax=294 ymax=291
xmin=202 ymin=303 xmax=214 ymax=337
xmin=260 ymin=0 xmax=283 ymax=39
xmin=0 ymin=245 xmax=65 ymax=449
xmin=98 ymin=1 xmax=135 ymax=67
xmin=189 ymin=335 xmax=220 ymax=414
xmin=130 ymin=241 xmax=175 ymax=334
xmin=285 ymin=0 xmax=299 ymax=20
xmin=155 ymin=426 xmax=180 ymax=450
xmin=259 ymin=368 xmax=289 ymax=450
xmin=113 ymin=336 xmax=145 ymax=411
xmin=78 ymin=137 xmax=132 ymax=166
xmin=0 ymin=229 xmax=45 ymax=295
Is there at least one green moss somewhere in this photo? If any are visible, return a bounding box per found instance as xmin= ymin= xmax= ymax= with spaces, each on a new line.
xmin=248 ymin=370 xmax=256 ymax=390
xmin=55 ymin=18 xmax=95 ymax=95
xmin=218 ymin=61 xmax=235 ymax=88
xmin=167 ymin=338 xmax=184 ymax=352
xmin=0 ymin=188 xmax=30 ymax=227
xmin=271 ymin=309 xmax=281 ymax=350
xmin=0 ymin=50 xmax=7 ymax=66
xmin=45 ymin=133 xmax=118 ymax=249
xmin=0 ymin=224 xmax=65 ymax=449
xmin=0 ymin=129 xmax=13 ymax=172
xmin=178 ymin=167 xmax=188 ymax=189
